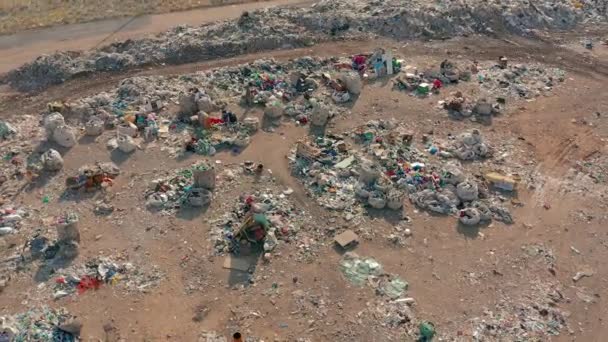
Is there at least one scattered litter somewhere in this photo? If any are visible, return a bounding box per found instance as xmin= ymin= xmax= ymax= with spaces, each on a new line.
xmin=572 ymin=268 xmax=594 ymax=282
xmin=334 ymin=230 xmax=359 ymax=249
xmin=52 ymin=257 xmax=162 ymax=298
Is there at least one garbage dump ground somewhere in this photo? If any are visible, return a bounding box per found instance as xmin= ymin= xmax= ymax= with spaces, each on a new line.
xmin=1 ymin=0 xmax=608 ymax=341
xmin=3 ymin=0 xmax=607 ymax=91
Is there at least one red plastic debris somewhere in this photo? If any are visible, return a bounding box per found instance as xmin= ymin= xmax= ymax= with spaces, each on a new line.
xmin=76 ymin=275 xmax=102 ymax=294
xmin=432 ymin=79 xmax=443 ymax=89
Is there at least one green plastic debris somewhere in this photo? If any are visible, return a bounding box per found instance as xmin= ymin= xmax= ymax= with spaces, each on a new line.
xmin=416 ymin=83 xmax=430 ymax=95
xmin=392 ymin=58 xmax=402 ymax=71
xmin=362 ymin=132 xmax=375 ymax=141
xmin=192 ymin=162 xmax=210 ymax=172
xmin=195 ymin=139 xmax=215 ymax=156
xmin=381 ymin=278 xmax=409 ymax=298
xmin=180 ymin=169 xmax=193 ymax=178
xmin=8 ymin=307 xmax=75 ymax=342
xmin=340 ymin=256 xmax=383 ymax=286
xmin=253 ymin=213 xmax=270 ymax=228
xmin=419 ymin=321 xmax=436 ymax=341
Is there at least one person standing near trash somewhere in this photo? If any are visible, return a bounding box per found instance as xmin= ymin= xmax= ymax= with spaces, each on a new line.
xmin=222 ymin=110 xmax=238 ymax=125
xmin=352 ymin=55 xmax=366 ymax=73
xmin=244 ymin=82 xmax=255 ymax=106
xmin=373 ymin=57 xmax=386 ymax=77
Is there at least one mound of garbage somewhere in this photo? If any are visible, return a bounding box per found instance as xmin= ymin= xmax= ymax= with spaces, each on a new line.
xmin=145 ymin=162 xmax=215 ymax=212
xmin=43 ymin=56 xmax=363 ymax=157
xmin=52 ymin=257 xmax=163 ymax=300
xmin=462 ymin=281 xmax=569 ymax=340
xmin=5 ymin=0 xmax=605 ymax=91
xmin=290 ymin=120 xmax=515 ymax=225
xmin=60 ymin=57 xmax=349 ymax=120
xmin=210 ymin=190 xmax=309 ymax=255
xmin=0 ymin=307 xmax=79 ymax=341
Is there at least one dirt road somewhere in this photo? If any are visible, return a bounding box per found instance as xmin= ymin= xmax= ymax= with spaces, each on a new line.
xmin=0 ymin=0 xmax=313 ymax=74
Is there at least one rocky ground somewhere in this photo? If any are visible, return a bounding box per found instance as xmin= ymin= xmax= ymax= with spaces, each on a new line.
xmin=1 ymin=1 xmax=608 ymax=341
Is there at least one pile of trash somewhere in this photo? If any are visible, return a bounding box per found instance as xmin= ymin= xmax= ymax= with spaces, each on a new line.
xmin=441 ymin=93 xmax=505 ymax=122
xmin=406 ymin=59 xmax=566 ymax=121
xmin=51 ymin=257 xmax=162 ymax=299
xmin=448 ymin=130 xmax=492 ymax=161
xmin=464 ymin=281 xmax=569 ymax=340
xmin=290 ymin=121 xmax=514 ymax=225
xmin=0 ymin=307 xmax=79 ymax=342
xmin=393 ymin=59 xmax=472 ymax=96
xmin=145 ymin=162 xmax=215 ymax=212
xmin=89 ymin=56 xmax=355 ymax=111
xmin=351 ymin=122 xmax=514 ymax=225
xmin=363 ymin=300 xmax=437 ymax=342
xmin=554 ymin=152 xmax=608 ymax=200
xmin=6 ymin=0 xmax=604 ymax=91
xmin=290 ymin=135 xmax=363 ymax=212
xmin=64 ymin=162 xmax=119 ymax=191
xmin=183 ymin=121 xmax=258 ymax=156
xmin=0 ymin=206 xmax=26 ymax=237
xmin=340 ymin=253 xmax=409 ymax=299
xmin=477 ymin=61 xmax=566 ymax=99
xmin=23 ymin=148 xmax=66 ymax=177
xmin=0 ymin=115 xmax=65 ymax=185
xmin=43 ymin=112 xmax=77 ymax=148
xmin=210 ymin=190 xmax=308 ymax=255
xmin=62 ymin=57 xmax=337 ymax=121
xmin=43 ymin=56 xmax=366 ymax=158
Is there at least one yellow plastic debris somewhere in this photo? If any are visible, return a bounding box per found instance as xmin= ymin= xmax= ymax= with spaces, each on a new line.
xmin=485 ymin=172 xmax=518 ymax=191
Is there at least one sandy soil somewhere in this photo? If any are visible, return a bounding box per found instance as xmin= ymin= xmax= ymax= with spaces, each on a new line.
xmin=0 ymin=18 xmax=608 ymax=342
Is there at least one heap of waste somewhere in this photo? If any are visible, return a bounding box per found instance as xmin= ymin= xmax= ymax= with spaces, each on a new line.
xmin=393 ymin=59 xmax=472 ymax=97
xmin=477 ymin=61 xmax=565 ymax=99
xmin=6 ymin=0 xmax=604 ymax=91
xmin=145 ymin=162 xmax=215 ymax=211
xmin=43 ymin=56 xmax=368 ymax=157
xmin=43 ymin=112 xmax=76 ymax=148
xmin=0 ymin=307 xmax=78 ymax=342
xmin=291 ymin=121 xmax=514 ymax=225
xmin=52 ymin=257 xmax=162 ymax=299
xmin=65 ymin=162 xmax=119 ymax=191
xmin=211 ymin=190 xmax=308 ymax=255
xmin=48 ymin=57 xmax=354 ymax=123
xmin=464 ymin=282 xmax=568 ymax=340
xmin=290 ymin=134 xmax=362 ymax=212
